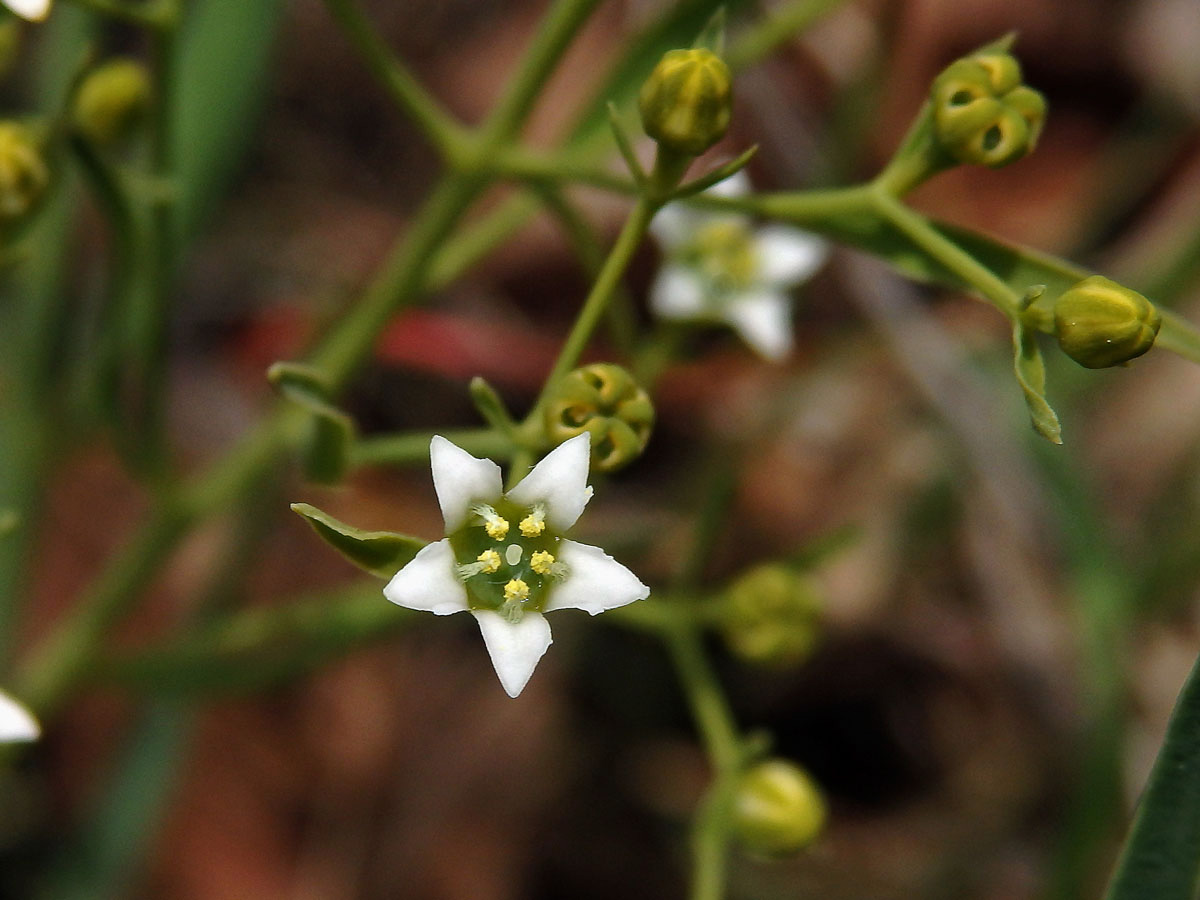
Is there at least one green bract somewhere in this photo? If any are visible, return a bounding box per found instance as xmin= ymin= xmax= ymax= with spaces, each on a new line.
xmin=638 ymin=47 xmax=732 ymax=157
xmin=543 ymin=364 xmax=654 ymax=472
xmin=1053 ymin=275 xmax=1161 ymax=369
xmin=931 ymin=52 xmax=1046 ymax=168
xmin=0 ymin=122 xmax=46 ymax=222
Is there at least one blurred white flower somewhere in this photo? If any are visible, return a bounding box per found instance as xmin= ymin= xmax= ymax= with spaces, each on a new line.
xmin=649 ymin=172 xmax=828 ymax=361
xmin=385 ymin=433 xmax=649 ymax=697
xmin=3 ymin=0 xmax=50 ymax=22
xmin=0 ymin=688 xmax=39 ymax=743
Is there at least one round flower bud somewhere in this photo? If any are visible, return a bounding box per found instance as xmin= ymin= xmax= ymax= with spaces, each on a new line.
xmin=931 ymin=52 xmax=1046 ymax=168
xmin=543 ymin=364 xmax=653 ymax=472
xmin=73 ymin=58 xmax=152 ymax=146
xmin=733 ymin=759 xmax=827 ymax=856
xmin=0 ymin=122 xmax=47 ymax=222
xmin=721 ymin=565 xmax=821 ymax=667
xmin=1053 ymin=275 xmax=1160 ymax=369
xmin=638 ymin=47 xmax=732 ymax=157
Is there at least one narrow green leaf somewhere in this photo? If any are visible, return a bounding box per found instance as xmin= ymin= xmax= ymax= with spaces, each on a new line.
xmin=1012 ymin=321 xmax=1062 ymax=444
xmin=1104 ymin=649 xmax=1200 ymax=900
xmin=291 ymin=503 xmax=425 ymax=579
xmin=693 ymin=7 xmax=726 ymax=55
xmin=169 ymin=0 xmax=286 ymax=244
xmin=268 ymin=362 xmax=356 ymax=483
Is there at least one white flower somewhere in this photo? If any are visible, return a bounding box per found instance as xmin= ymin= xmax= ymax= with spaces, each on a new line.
xmin=3 ymin=0 xmax=50 ymax=21
xmin=0 ymin=688 xmax=39 ymax=743
xmin=649 ymin=171 xmax=828 ymax=361
xmin=384 ymin=433 xmax=649 ymax=697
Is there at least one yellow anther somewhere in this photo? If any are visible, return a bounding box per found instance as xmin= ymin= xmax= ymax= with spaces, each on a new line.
xmin=530 ymin=550 xmax=556 ymax=575
xmin=476 ymin=549 xmax=501 ymax=574
xmin=485 ymin=518 xmax=509 ymax=540
xmin=504 ymin=579 xmax=530 ymax=602
xmin=519 ymin=506 xmax=546 ymax=537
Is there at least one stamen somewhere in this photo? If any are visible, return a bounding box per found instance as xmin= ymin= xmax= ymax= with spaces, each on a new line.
xmin=472 ymin=503 xmax=510 ymax=540
xmin=505 ymin=543 xmax=523 ymax=566
xmin=501 ymin=599 xmax=524 ymax=624
xmin=455 ymin=549 xmax=501 ymax=580
xmin=531 ymin=550 xmax=569 ymax=580
xmin=519 ymin=504 xmax=546 ymax=537
xmin=504 ymin=578 xmax=530 ymax=602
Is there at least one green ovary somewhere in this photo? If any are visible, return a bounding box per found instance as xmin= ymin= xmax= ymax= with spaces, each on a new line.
xmin=448 ymin=497 xmax=565 ymax=619
xmin=685 ymin=221 xmax=759 ymax=298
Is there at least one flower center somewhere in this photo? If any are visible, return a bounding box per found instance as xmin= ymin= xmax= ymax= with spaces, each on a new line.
xmin=449 ymin=498 xmax=568 ymax=620
xmin=684 ymin=220 xmax=759 ymax=296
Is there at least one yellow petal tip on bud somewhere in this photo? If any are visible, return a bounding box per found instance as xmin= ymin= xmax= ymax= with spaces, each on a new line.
xmin=0 ymin=121 xmax=47 ymax=223
xmin=73 ymin=58 xmax=153 ymax=146
xmin=734 ymin=760 xmax=827 ymax=856
xmin=638 ymin=47 xmax=732 ymax=158
xmin=1053 ymin=275 xmax=1160 ymax=369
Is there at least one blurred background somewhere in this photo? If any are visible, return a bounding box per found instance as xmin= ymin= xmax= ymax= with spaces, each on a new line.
xmin=5 ymin=0 xmax=1200 ymax=897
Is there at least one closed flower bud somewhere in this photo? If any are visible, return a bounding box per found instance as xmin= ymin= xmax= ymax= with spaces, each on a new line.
xmin=721 ymin=564 xmax=821 ymax=667
xmin=543 ymin=364 xmax=653 ymax=472
xmin=638 ymin=47 xmax=732 ymax=157
xmin=73 ymin=58 xmax=152 ymax=146
xmin=931 ymin=51 xmax=1045 ymax=167
xmin=0 ymin=122 xmax=47 ymax=221
xmin=1053 ymin=275 xmax=1160 ymax=368
xmin=734 ymin=760 xmax=826 ymax=856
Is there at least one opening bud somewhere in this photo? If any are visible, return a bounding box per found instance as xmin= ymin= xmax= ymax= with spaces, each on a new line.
xmin=733 ymin=759 xmax=827 ymax=856
xmin=638 ymin=47 xmax=732 ymax=158
xmin=721 ymin=565 xmax=821 ymax=667
xmin=0 ymin=122 xmax=47 ymax=222
xmin=1053 ymin=275 xmax=1160 ymax=369
xmin=543 ymin=364 xmax=653 ymax=472
xmin=73 ymin=58 xmax=152 ymax=146
xmin=931 ymin=51 xmax=1045 ymax=167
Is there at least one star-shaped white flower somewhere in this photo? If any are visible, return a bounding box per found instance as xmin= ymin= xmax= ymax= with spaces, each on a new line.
xmin=3 ymin=0 xmax=50 ymax=21
xmin=0 ymin=688 xmax=39 ymax=743
xmin=384 ymin=433 xmax=649 ymax=697
xmin=649 ymin=171 xmax=828 ymax=361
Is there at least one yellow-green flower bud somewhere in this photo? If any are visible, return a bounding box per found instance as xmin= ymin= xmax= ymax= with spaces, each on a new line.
xmin=931 ymin=52 xmax=1046 ymax=168
xmin=0 ymin=122 xmax=47 ymax=222
xmin=73 ymin=58 xmax=152 ymax=146
xmin=638 ymin=47 xmax=732 ymax=157
xmin=733 ymin=760 xmax=827 ymax=856
xmin=721 ymin=565 xmax=821 ymax=667
xmin=1053 ymin=275 xmax=1160 ymax=369
xmin=543 ymin=364 xmax=653 ymax=472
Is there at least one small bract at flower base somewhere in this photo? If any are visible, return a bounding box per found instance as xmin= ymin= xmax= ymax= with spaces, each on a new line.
xmin=0 ymin=688 xmax=40 ymax=743
xmin=649 ymin=172 xmax=828 ymax=361
xmin=384 ymin=433 xmax=650 ymax=697
xmin=2 ymin=0 xmax=50 ymax=22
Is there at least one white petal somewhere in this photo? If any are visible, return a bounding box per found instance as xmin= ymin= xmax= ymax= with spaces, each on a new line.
xmin=0 ymin=689 xmax=39 ymax=743
xmin=506 ymin=433 xmax=591 ymax=531
xmin=3 ymin=0 xmax=50 ymax=21
xmin=649 ymin=202 xmax=696 ymax=250
xmin=472 ymin=610 xmax=552 ymax=698
xmin=754 ymin=225 xmax=828 ymax=287
xmin=705 ymin=169 xmax=751 ymax=199
xmin=724 ymin=290 xmax=794 ymax=361
xmin=429 ymin=435 xmax=503 ymax=532
xmin=383 ymin=539 xmax=470 ymax=615
xmin=649 ymin=265 xmax=708 ymax=320
xmin=543 ymin=540 xmax=650 ymax=615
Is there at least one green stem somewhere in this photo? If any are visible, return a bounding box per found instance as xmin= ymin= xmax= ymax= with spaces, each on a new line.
xmin=351 ymin=427 xmax=512 ymax=468
xmin=869 ymin=189 xmax=1022 ymax=318
xmin=321 ymin=0 xmax=468 ymax=160
xmin=536 ymin=195 xmax=656 ymax=401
